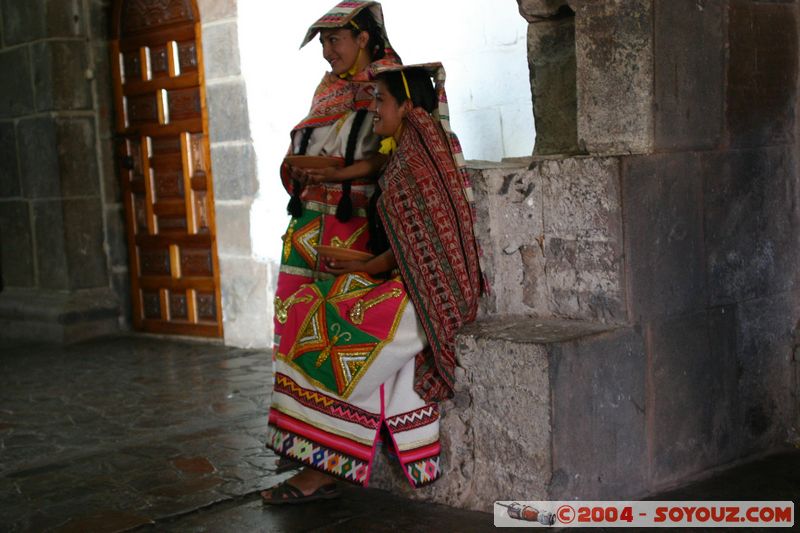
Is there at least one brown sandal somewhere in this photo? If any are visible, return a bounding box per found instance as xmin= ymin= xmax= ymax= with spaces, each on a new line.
xmin=260 ymin=481 xmax=340 ymax=505
xmin=274 ymin=456 xmax=301 ymax=474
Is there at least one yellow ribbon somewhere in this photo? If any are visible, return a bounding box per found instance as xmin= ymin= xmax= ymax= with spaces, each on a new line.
xmin=400 ymin=71 xmax=411 ymax=99
xmin=378 ymin=136 xmax=397 ymax=155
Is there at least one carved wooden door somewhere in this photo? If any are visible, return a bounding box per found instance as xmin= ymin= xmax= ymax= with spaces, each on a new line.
xmin=110 ymin=0 xmax=223 ymax=337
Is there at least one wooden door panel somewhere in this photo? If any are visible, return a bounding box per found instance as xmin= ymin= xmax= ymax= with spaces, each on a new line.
xmin=111 ymin=0 xmax=223 ymax=338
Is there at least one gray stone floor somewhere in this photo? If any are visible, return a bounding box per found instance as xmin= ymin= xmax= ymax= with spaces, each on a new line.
xmin=0 ymin=336 xmax=493 ymax=532
xmin=1 ymin=335 xmax=798 ymax=532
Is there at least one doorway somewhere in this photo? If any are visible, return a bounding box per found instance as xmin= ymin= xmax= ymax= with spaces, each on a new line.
xmin=110 ymin=0 xmax=223 ymax=337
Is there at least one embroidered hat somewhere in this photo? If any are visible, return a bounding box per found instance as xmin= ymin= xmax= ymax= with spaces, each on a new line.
xmin=300 ymin=0 xmax=398 ymax=61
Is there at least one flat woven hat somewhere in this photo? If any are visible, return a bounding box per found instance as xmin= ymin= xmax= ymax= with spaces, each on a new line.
xmin=300 ymin=0 xmax=395 ymax=56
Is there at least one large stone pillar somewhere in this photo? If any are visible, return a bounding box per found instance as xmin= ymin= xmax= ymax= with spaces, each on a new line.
xmin=0 ymin=0 xmax=123 ymax=342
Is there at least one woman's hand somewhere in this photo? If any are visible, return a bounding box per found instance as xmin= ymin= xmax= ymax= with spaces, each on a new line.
xmin=321 ymin=256 xmax=371 ymax=275
xmin=305 ymin=166 xmax=341 ymax=184
xmin=287 ymin=165 xmax=309 ymax=185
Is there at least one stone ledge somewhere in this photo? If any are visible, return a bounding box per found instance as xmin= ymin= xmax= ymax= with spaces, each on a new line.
xmin=459 ymin=315 xmax=616 ymax=344
xmin=0 ymin=287 xmax=120 ymax=342
xmin=465 ymin=157 xmax=532 ymax=170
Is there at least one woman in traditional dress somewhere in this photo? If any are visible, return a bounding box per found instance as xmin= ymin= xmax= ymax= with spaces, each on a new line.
xmin=261 ymin=64 xmax=482 ymax=504
xmin=274 ymin=1 xmax=401 ymax=357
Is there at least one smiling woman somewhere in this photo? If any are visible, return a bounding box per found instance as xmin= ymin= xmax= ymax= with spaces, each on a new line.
xmin=261 ymin=63 xmax=482 ymax=505
xmin=269 ymin=1 xmax=402 ymax=370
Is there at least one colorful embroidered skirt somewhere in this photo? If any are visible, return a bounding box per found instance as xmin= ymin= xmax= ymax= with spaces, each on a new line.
xmin=267 ymin=272 xmax=442 ymax=488
xmin=273 ymin=181 xmax=374 ymax=353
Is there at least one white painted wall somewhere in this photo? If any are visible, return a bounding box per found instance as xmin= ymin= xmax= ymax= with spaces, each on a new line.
xmin=238 ymin=0 xmax=533 ymax=262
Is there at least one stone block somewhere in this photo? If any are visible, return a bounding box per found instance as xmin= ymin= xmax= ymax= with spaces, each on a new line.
xmin=1 ymin=0 xmax=83 ymax=44
xmin=517 ymin=0 xmax=570 ymax=21
xmin=623 ymin=153 xmax=706 ymax=320
xmin=0 ymin=286 xmax=120 ymax=343
xmin=32 ymin=198 xmax=108 ymax=291
xmin=47 ymin=0 xmax=84 ymax=38
xmin=56 ymin=118 xmax=100 ymax=197
xmin=575 ymin=0 xmax=654 ymax=155
xmin=544 ymin=236 xmax=625 ymax=322
xmin=92 ymin=41 xmax=114 ymax=138
xmin=32 ymin=40 xmax=92 ymax=112
xmin=540 ymin=156 xmax=621 ymax=241
xmin=209 ymin=143 xmax=258 ymax=201
xmin=647 ymin=312 xmax=723 ymax=485
xmin=63 ymin=198 xmax=108 ymax=289
xmin=18 ymin=117 xmax=100 ymax=199
xmin=89 ymin=0 xmax=112 ymax=40
xmin=735 ymin=292 xmax=798 ymax=454
xmin=201 ymin=21 xmax=241 ymax=80
xmin=542 ymin=157 xmax=625 ymax=321
xmin=217 ymin=256 xmax=271 ymax=348
xmin=18 ymin=117 xmax=59 ymax=198
xmin=527 ymin=16 xmax=578 ymax=155
xmin=654 ymin=0 xmax=724 ymax=151
xmin=105 ymin=204 xmax=128 ymax=268
xmin=456 ymin=108 xmax=503 ymax=162
xmin=703 ymin=147 xmax=798 ymax=306
xmin=550 ymin=326 xmax=647 ymax=499
xmin=727 ymin=1 xmax=798 ymax=148
xmin=706 ymin=304 xmax=741 ymax=464
xmin=1 ymin=0 xmax=45 ymax=44
xmin=0 ymin=121 xmax=21 ymax=197
xmin=206 ymin=81 xmax=251 ymax=144
xmin=0 ymin=47 xmax=34 ymax=118
xmin=215 ymin=202 xmax=252 ymax=257
xmin=197 ymin=0 xmax=237 ymax=22
xmin=458 ymin=333 xmax=552 ymax=505
xmin=469 ymin=157 xmax=625 ymax=322
xmin=0 ymin=200 xmax=35 ymax=287
xmin=469 ymin=162 xmax=543 ymax=316
xmin=32 ymin=200 xmax=69 ymax=289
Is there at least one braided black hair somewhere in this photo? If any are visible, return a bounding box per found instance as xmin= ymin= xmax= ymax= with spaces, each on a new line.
xmin=287 ymin=127 xmax=314 ymax=218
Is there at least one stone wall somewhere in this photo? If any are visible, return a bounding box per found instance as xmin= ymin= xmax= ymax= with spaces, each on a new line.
xmin=0 ymin=0 xmax=268 ymax=347
xmin=196 ymin=0 xmax=271 ymax=349
xmin=0 ymin=0 xmax=123 ymax=341
xmin=373 ymin=0 xmax=800 ymax=510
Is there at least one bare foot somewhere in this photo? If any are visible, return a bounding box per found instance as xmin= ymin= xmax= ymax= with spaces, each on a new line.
xmin=260 ymin=468 xmax=336 ymax=502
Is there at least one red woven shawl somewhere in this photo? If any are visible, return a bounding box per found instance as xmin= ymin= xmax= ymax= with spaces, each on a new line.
xmin=378 ymin=108 xmax=481 ymax=402
xmin=292 ymin=58 xmax=399 ymax=133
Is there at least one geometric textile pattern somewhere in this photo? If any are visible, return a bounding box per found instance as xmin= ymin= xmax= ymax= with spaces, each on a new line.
xmin=280 ymin=274 xmax=407 ymax=399
xmin=288 ymin=210 xmax=322 ymax=270
xmin=406 ymin=455 xmax=441 ymax=488
xmin=267 ymin=424 xmax=370 ymax=485
xmin=274 ymin=373 xmax=381 ymax=429
xmin=385 ymin=403 xmax=439 ymax=433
